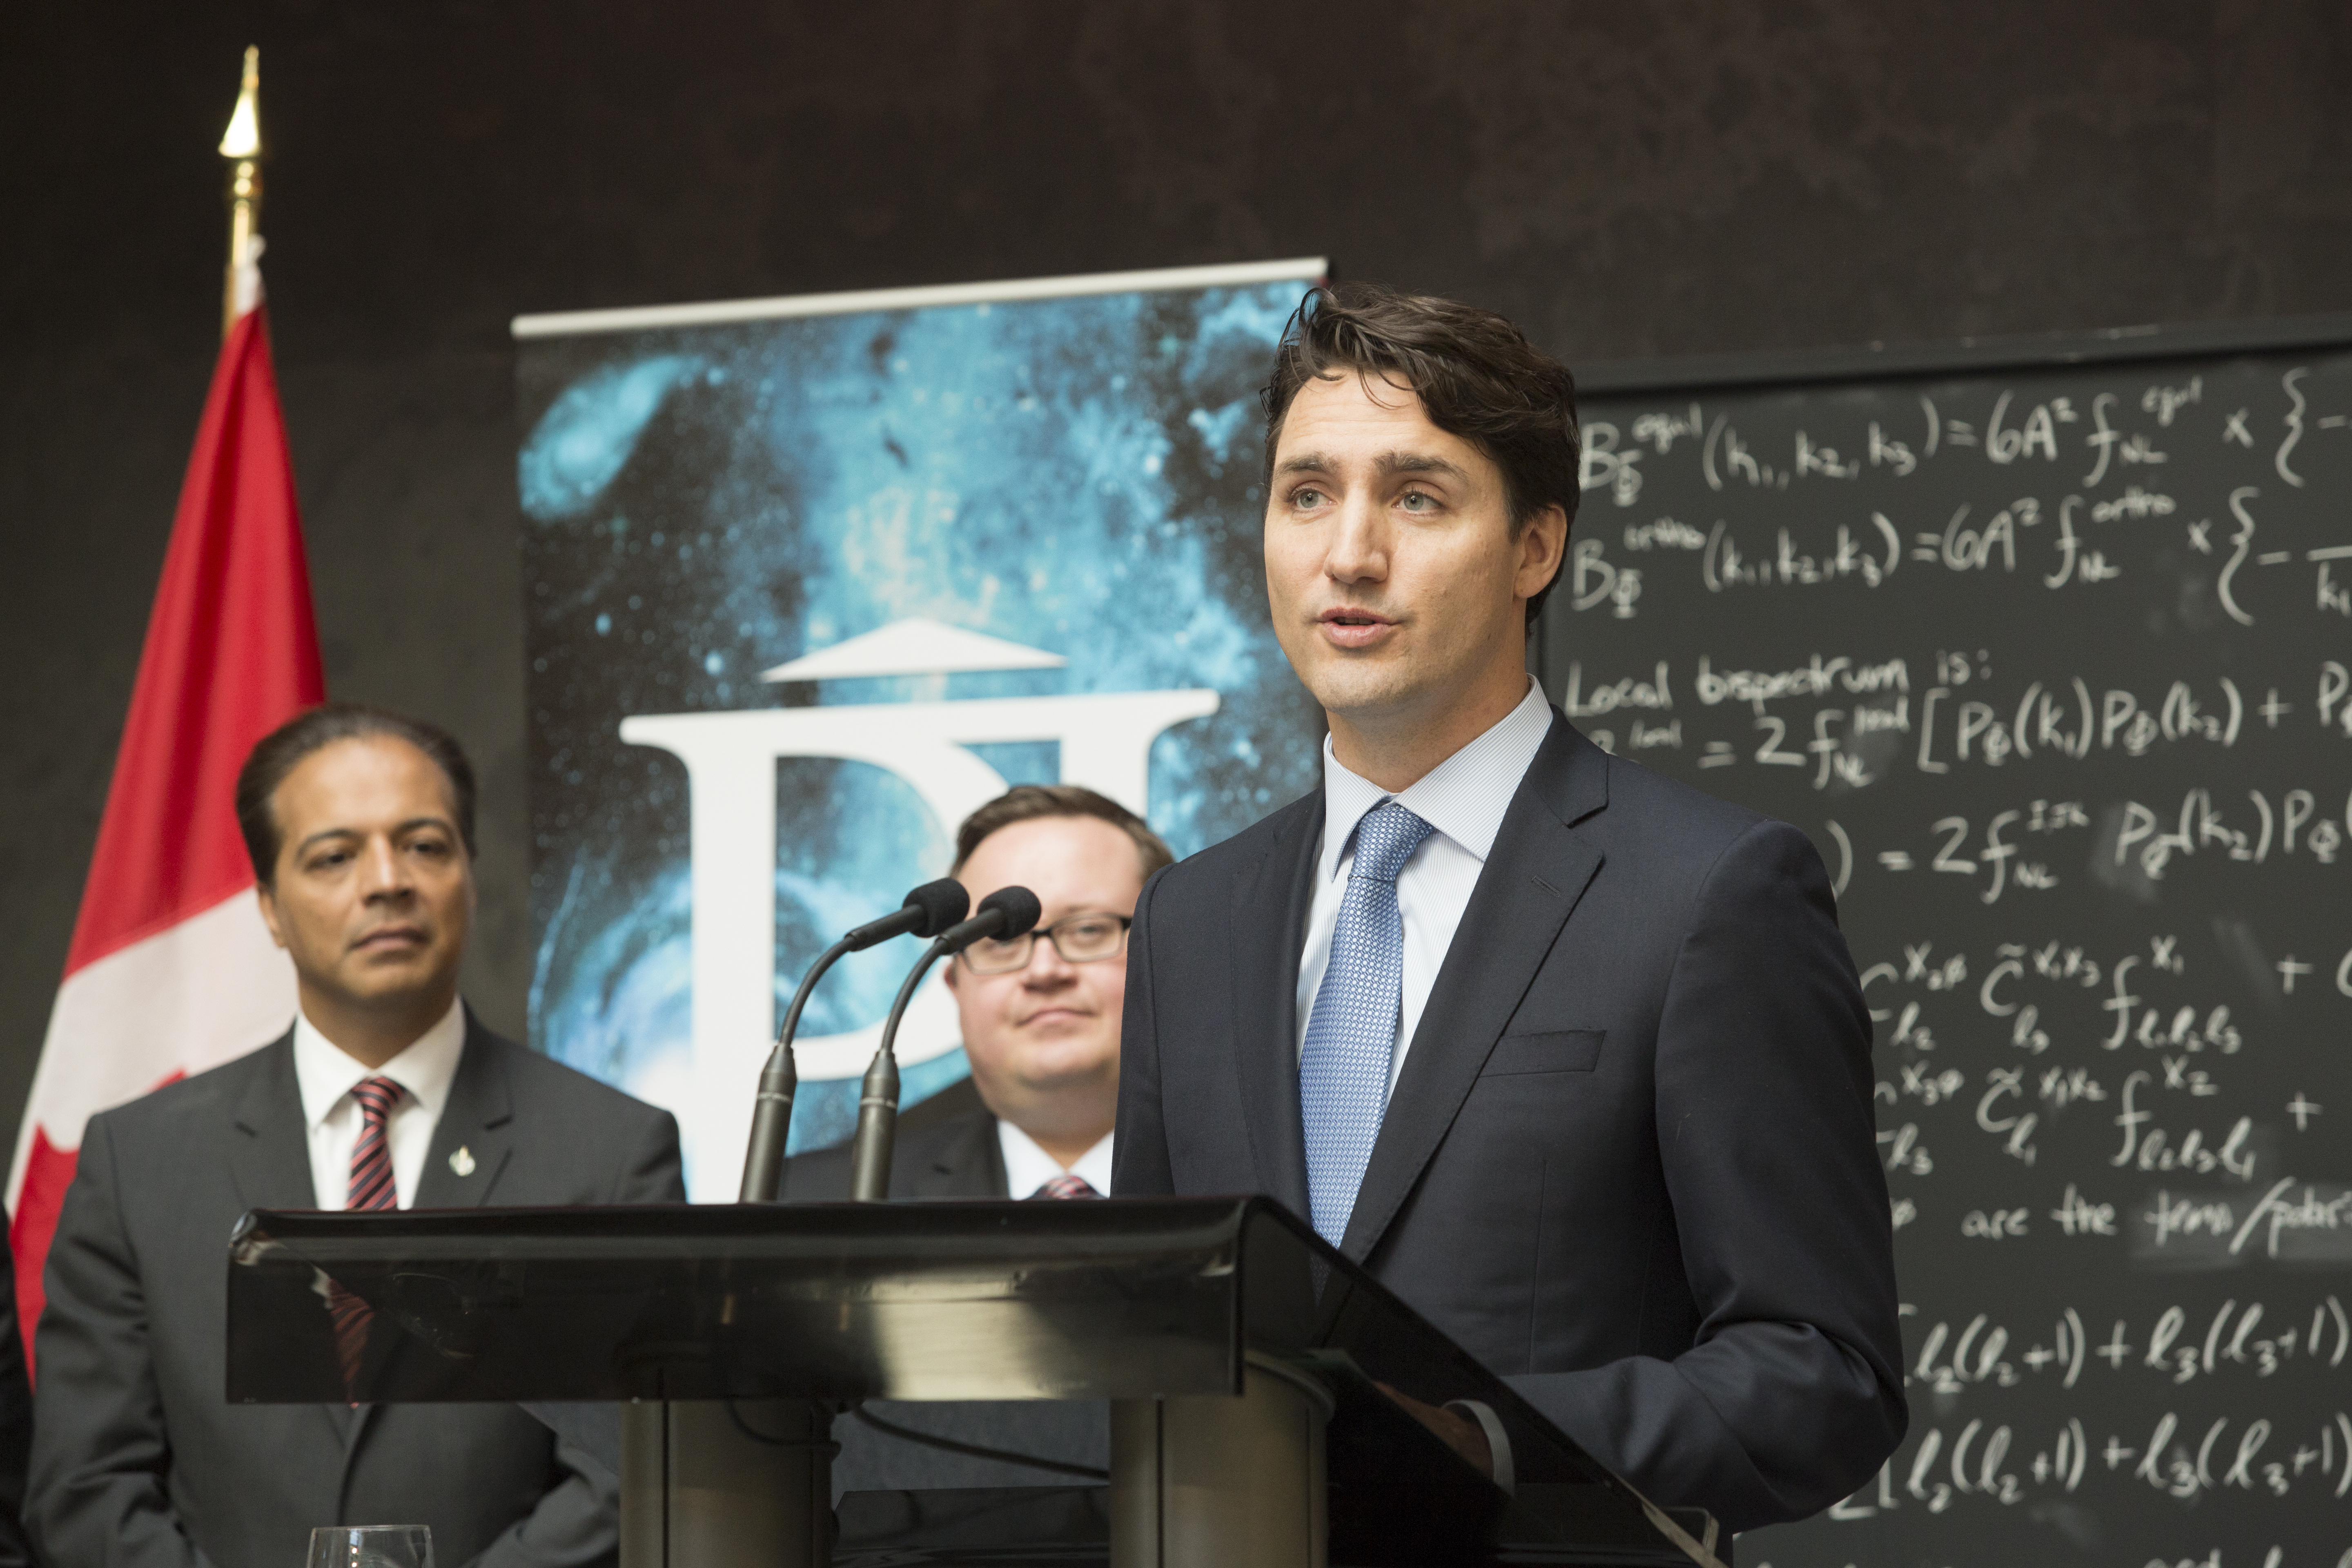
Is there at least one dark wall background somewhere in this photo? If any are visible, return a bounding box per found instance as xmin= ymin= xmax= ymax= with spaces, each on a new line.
xmin=5 ymin=0 xmax=2350 ymax=1167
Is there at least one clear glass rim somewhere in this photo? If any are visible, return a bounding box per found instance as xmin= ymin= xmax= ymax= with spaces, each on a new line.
xmin=309 ymin=1525 xmax=432 ymax=1541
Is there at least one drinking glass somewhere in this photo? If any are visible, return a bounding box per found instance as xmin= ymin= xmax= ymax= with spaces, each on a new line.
xmin=307 ymin=1525 xmax=433 ymax=1568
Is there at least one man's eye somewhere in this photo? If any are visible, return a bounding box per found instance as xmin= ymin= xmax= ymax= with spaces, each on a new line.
xmin=1291 ymin=487 xmax=1326 ymax=509
xmin=1399 ymin=490 xmax=1437 ymax=512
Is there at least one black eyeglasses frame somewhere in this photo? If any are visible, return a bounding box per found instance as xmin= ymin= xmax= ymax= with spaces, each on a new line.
xmin=955 ymin=912 xmax=1134 ymax=976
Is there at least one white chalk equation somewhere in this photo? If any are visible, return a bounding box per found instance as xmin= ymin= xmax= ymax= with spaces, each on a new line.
xmin=1831 ymin=1406 xmax=2352 ymax=1517
xmin=1566 ymin=659 xmax=2352 ymax=799
xmin=1902 ymin=1296 xmax=2350 ymax=1394
xmin=1569 ymin=367 xmax=2352 ymax=657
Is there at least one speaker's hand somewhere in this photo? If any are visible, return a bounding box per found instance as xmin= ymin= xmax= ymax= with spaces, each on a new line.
xmin=1374 ymin=1381 xmax=1493 ymax=1479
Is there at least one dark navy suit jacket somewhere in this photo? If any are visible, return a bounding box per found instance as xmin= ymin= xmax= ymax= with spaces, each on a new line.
xmin=1112 ymin=711 xmax=1906 ymax=1531
xmin=781 ymin=1078 xmax=1009 ymax=1201
xmin=30 ymin=1013 xmax=684 ymax=1568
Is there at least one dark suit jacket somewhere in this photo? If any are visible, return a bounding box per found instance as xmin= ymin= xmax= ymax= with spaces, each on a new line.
xmin=29 ymin=1011 xmax=685 ymax=1568
xmin=0 ymin=1242 xmax=31 ymax=1567
xmin=1114 ymin=713 xmax=1906 ymax=1532
xmin=781 ymin=1080 xmax=1008 ymax=1200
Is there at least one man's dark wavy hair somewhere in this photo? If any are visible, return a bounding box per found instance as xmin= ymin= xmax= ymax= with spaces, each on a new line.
xmin=1261 ymin=283 xmax=1579 ymax=625
xmin=236 ymin=703 xmax=477 ymax=887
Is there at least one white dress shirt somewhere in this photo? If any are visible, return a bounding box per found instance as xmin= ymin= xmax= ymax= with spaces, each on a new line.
xmin=1293 ymin=677 xmax=1549 ymax=1496
xmin=292 ymin=996 xmax=467 ymax=1210
xmin=996 ymin=1120 xmax=1115 ymax=1198
xmin=1295 ymin=676 xmax=1556 ymax=1086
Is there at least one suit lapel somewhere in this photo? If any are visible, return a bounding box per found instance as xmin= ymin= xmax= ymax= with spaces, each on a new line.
xmin=410 ymin=1013 xmax=516 ymax=1209
xmin=915 ymin=1111 xmax=1005 ymax=1198
xmin=226 ymin=1033 xmax=355 ymax=1444
xmin=1339 ymin=718 xmax=1610 ymax=1264
xmin=228 ymin=1032 xmax=319 ymax=1212
xmin=1228 ymin=794 xmax=1322 ymax=1220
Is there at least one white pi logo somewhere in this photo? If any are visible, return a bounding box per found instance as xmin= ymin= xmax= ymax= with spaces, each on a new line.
xmin=621 ymin=617 xmax=1217 ymax=1168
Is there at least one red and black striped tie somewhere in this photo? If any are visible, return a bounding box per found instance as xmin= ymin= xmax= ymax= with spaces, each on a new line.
xmin=330 ymin=1076 xmax=403 ymax=1395
xmin=1033 ymin=1172 xmax=1100 ymax=1200
xmin=344 ymin=1077 xmax=403 ymax=1213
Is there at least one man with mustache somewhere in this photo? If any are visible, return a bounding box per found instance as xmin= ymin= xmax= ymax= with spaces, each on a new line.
xmin=30 ymin=704 xmax=684 ymax=1568
xmin=1114 ymin=285 xmax=1906 ymax=1535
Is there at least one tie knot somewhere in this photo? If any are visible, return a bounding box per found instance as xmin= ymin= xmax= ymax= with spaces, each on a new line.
xmin=1032 ymin=1172 xmax=1100 ymax=1200
xmin=350 ymin=1076 xmax=403 ymax=1128
xmin=1348 ymin=801 xmax=1435 ymax=885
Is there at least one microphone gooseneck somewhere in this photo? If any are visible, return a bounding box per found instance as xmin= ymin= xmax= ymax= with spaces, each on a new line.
xmin=739 ymin=880 xmax=973 ymax=1203
xmin=849 ymin=886 xmax=1042 ymax=1203
xmin=737 ymin=937 xmax=843 ymax=1203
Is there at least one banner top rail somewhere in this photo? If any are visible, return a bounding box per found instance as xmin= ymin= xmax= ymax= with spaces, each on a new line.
xmin=511 ymin=257 xmax=1330 ymax=341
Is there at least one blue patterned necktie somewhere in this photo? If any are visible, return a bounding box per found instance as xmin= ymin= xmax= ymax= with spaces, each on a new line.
xmin=1300 ymin=800 xmax=1435 ymax=1245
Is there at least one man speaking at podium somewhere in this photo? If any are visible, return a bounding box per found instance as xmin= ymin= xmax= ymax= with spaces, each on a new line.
xmin=30 ymin=706 xmax=684 ymax=1568
xmin=1114 ymin=285 xmax=1906 ymax=1531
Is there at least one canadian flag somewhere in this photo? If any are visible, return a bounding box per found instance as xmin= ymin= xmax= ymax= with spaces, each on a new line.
xmin=7 ymin=257 xmax=323 ymax=1360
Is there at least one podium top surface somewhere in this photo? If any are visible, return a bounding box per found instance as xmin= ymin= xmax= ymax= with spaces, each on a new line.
xmin=228 ymin=1196 xmax=1710 ymax=1561
xmin=230 ymin=1196 xmax=1472 ymax=1408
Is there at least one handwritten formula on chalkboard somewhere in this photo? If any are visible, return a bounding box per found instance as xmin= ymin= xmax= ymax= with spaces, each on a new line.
xmin=1550 ymin=321 xmax=2352 ymax=1568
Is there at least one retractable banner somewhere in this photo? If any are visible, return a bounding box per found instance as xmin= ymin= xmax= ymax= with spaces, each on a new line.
xmin=512 ymin=261 xmax=1326 ymax=1194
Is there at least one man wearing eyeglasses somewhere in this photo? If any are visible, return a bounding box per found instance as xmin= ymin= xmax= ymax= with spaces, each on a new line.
xmin=786 ymin=785 xmax=1172 ymax=1200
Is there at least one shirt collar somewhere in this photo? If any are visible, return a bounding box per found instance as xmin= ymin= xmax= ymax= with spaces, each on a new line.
xmin=292 ymin=995 xmax=468 ymax=1131
xmin=996 ymin=1117 xmax=1116 ymax=1198
xmin=1318 ymin=676 xmax=1555 ymax=883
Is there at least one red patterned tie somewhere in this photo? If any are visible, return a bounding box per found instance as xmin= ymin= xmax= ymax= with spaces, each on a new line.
xmin=344 ymin=1077 xmax=403 ymax=1213
xmin=330 ymin=1076 xmax=403 ymax=1394
xmin=1033 ymin=1172 xmax=1100 ymax=1200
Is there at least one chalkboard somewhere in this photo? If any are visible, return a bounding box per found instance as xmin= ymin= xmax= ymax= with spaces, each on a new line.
xmin=1543 ymin=317 xmax=2352 ymax=1568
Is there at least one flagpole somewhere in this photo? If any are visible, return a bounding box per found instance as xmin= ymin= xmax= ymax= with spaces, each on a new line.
xmin=218 ymin=47 xmax=262 ymax=341
xmin=11 ymin=37 xmax=320 ymax=1351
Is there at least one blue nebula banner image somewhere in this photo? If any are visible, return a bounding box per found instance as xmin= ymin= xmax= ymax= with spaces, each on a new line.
xmin=514 ymin=263 xmax=1325 ymax=1195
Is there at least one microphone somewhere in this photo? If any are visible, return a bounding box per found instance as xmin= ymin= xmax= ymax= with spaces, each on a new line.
xmin=932 ymin=885 xmax=1046 ymax=959
xmin=849 ymin=886 xmax=1042 ymax=1202
xmin=737 ymin=878 xmax=971 ymax=1202
xmin=844 ymin=879 xmax=972 ymax=953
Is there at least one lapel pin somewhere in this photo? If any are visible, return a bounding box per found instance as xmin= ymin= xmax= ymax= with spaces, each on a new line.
xmin=449 ymin=1146 xmax=477 ymax=1177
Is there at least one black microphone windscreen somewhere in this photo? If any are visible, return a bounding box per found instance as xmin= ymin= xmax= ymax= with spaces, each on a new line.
xmin=976 ymin=884 xmax=1042 ymax=939
xmin=901 ymin=878 xmax=970 ymax=938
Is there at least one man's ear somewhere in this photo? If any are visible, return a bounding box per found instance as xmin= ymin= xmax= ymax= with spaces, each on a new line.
xmin=1516 ymin=503 xmax=1569 ymax=597
xmin=942 ymin=958 xmax=964 ymax=998
xmin=255 ymin=881 xmax=289 ymax=951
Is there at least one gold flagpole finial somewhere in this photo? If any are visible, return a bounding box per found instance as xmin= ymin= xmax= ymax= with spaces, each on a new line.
xmin=219 ymin=47 xmax=261 ymax=159
xmin=220 ymin=47 xmax=263 ymax=340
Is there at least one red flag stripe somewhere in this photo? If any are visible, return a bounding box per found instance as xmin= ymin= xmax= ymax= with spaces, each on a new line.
xmin=13 ymin=303 xmax=322 ymax=1369
xmin=63 ymin=309 xmax=324 ymax=977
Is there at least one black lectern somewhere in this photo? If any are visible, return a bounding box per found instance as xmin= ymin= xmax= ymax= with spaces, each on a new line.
xmin=227 ymin=1198 xmax=1722 ymax=1568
